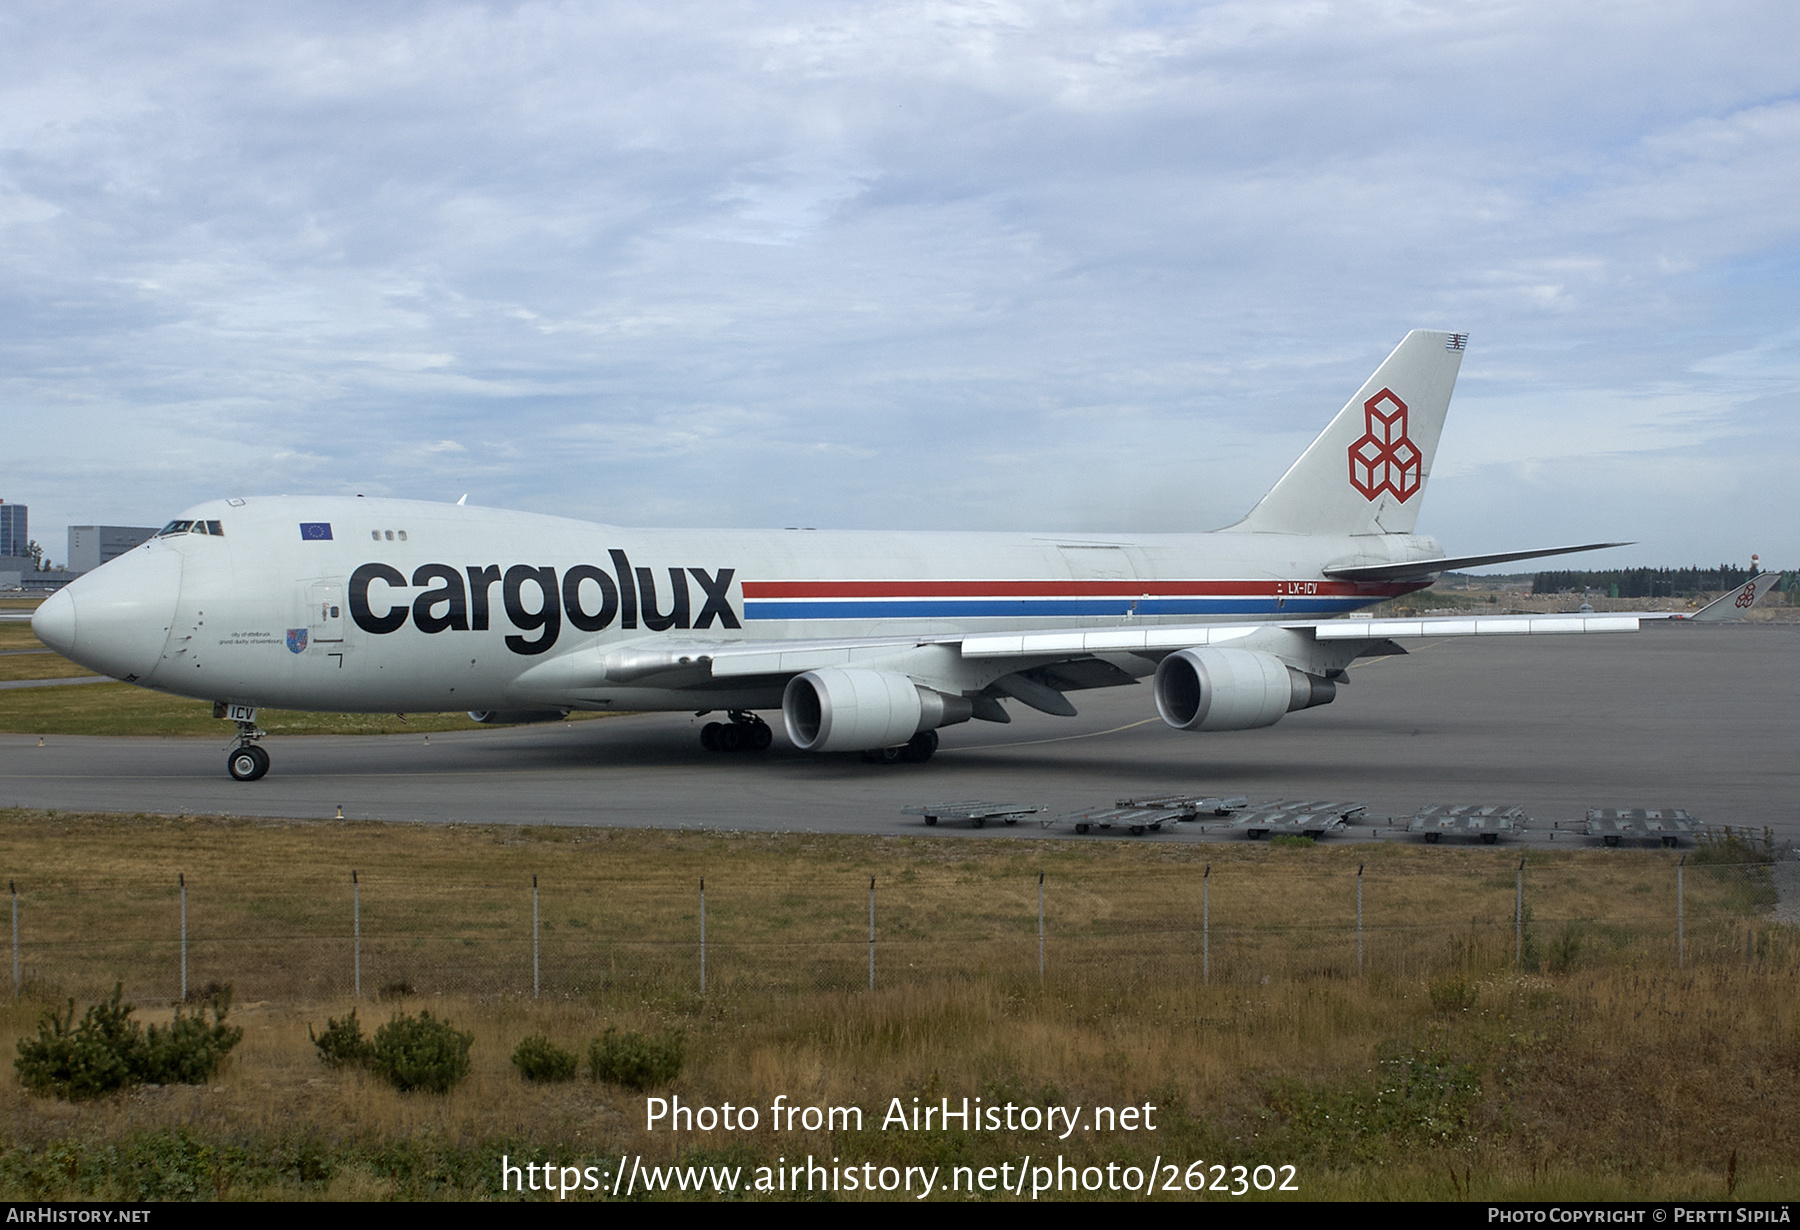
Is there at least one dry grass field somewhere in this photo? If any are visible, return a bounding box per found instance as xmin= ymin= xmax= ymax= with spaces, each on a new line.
xmin=0 ymin=809 xmax=1791 ymax=1201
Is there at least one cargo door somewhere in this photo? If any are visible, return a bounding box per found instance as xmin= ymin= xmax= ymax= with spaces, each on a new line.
xmin=308 ymin=581 xmax=346 ymax=643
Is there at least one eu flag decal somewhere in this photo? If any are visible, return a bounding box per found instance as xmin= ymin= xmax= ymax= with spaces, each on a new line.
xmin=299 ymin=522 xmax=334 ymax=541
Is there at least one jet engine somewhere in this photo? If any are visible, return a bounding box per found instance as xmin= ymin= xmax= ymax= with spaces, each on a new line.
xmin=1152 ymin=648 xmax=1335 ymax=732
xmin=782 ymin=668 xmax=973 ymax=752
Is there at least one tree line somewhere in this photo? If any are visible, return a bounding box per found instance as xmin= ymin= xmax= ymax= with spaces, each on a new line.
xmin=1530 ymin=565 xmax=1778 ymax=598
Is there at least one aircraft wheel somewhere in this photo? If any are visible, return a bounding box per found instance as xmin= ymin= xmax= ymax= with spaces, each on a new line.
xmin=974 ymin=816 xmax=986 ymax=828
xmin=1003 ymin=818 xmax=1017 ymax=826
xmin=1481 ymin=833 xmax=1498 ymax=844
xmin=924 ymin=815 xmax=938 ymax=827
xmin=1075 ymin=823 xmax=1090 ymax=834
xmin=1424 ymin=833 xmax=1440 ymax=844
xmin=749 ymin=723 xmax=772 ymax=751
xmin=899 ymin=730 xmax=938 ymax=763
xmin=228 ymin=745 xmax=269 ymax=782
xmin=719 ymin=723 xmax=744 ymax=751
xmin=700 ymin=722 xmax=722 ymax=751
xmin=862 ymin=746 xmax=903 ymax=764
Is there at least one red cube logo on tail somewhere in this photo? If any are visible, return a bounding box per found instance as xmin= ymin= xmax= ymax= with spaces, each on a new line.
xmin=1348 ymin=388 xmax=1422 ymax=502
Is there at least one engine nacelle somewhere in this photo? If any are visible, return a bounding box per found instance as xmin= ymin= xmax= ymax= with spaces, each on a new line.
xmin=783 ymin=668 xmax=972 ymax=752
xmin=467 ymin=709 xmax=568 ymax=725
xmin=1152 ymin=648 xmax=1334 ymax=732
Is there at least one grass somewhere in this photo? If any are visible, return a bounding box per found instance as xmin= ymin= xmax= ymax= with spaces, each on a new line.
xmin=0 ymin=810 xmax=1791 ymax=1199
xmin=0 ymin=682 xmax=565 ymax=736
xmin=0 ymin=678 xmax=614 ymax=736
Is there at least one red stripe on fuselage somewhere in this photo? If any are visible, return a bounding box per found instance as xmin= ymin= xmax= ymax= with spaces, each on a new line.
xmin=739 ymin=579 xmax=1419 ymax=599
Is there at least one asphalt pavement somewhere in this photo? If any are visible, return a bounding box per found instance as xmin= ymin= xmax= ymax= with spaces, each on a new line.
xmin=1 ymin=622 xmax=1793 ymax=845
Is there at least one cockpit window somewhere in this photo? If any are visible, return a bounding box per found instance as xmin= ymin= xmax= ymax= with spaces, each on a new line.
xmin=156 ymin=519 xmax=225 ymax=537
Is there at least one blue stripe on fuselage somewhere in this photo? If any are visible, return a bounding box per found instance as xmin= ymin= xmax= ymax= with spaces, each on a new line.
xmin=742 ymin=597 xmax=1373 ymax=620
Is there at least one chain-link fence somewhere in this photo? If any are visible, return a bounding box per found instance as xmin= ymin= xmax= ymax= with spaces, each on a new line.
xmin=3 ymin=850 xmax=1789 ymax=1005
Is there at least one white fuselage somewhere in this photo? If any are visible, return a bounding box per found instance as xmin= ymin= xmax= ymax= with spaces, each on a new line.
xmin=43 ymin=495 xmax=1433 ymax=715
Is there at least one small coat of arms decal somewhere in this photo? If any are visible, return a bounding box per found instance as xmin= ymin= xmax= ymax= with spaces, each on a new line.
xmin=287 ymin=628 xmax=309 ymax=654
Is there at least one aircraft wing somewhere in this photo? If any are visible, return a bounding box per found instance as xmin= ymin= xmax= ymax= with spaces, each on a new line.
xmin=1321 ymin=542 xmax=1630 ymax=582
xmin=508 ymin=575 xmax=1783 ymax=709
xmin=510 ymin=610 xmax=1648 ymax=696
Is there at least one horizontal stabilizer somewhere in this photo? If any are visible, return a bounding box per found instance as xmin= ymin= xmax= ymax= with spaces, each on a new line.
xmin=1323 ymin=542 xmax=1631 ymax=583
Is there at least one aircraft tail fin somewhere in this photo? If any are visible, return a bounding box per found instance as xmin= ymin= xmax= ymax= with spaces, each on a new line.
xmin=1685 ymin=572 xmax=1785 ymax=622
xmin=1229 ymin=330 xmax=1467 ymax=537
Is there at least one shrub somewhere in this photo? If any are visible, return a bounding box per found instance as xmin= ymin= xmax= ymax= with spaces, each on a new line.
xmin=309 ymin=1009 xmax=374 ymax=1069
xmin=588 ymin=1028 xmax=684 ymax=1090
xmin=369 ymin=1011 xmax=473 ymax=1094
xmin=512 ymin=1035 xmax=579 ymax=1083
xmin=1427 ymin=974 xmax=1477 ymax=1015
xmin=143 ymin=987 xmax=243 ymax=1085
xmin=14 ymin=984 xmax=241 ymax=1100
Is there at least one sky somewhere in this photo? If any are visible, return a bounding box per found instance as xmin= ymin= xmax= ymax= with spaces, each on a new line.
xmin=2 ymin=1 xmax=1796 ymax=570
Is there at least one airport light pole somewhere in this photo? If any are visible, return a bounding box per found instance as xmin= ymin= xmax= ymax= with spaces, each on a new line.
xmin=1037 ymin=873 xmax=1045 ymax=984
xmin=9 ymin=881 xmax=16 ymax=999
xmin=699 ymin=878 xmax=706 ymax=996
xmin=1677 ymin=855 xmax=1685 ymax=969
xmin=868 ymin=877 xmax=876 ymax=992
xmin=532 ymin=875 xmax=540 ymax=999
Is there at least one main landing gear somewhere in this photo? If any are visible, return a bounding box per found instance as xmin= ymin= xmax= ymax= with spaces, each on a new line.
xmin=861 ymin=729 xmax=938 ymax=765
xmin=227 ymin=721 xmax=270 ymax=782
xmin=699 ymin=710 xmax=773 ymax=753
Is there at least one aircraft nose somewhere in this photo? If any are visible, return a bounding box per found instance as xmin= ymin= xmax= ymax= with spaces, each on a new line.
xmin=36 ymin=546 xmax=183 ymax=681
xmin=31 ymin=588 xmax=76 ymax=657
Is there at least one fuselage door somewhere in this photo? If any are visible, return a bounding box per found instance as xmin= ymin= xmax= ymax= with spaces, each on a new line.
xmin=308 ymin=581 xmax=346 ymax=643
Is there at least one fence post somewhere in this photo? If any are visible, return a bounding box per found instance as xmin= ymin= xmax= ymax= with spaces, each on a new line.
xmin=532 ymin=875 xmax=540 ymax=999
xmin=9 ymin=880 xmax=16 ymax=999
xmin=1356 ymin=863 xmax=1365 ymax=977
xmin=179 ymin=872 xmax=187 ymax=1002
xmin=1677 ymin=855 xmax=1685 ymax=969
xmin=868 ymin=876 xmax=875 ymax=992
xmin=1515 ymin=859 xmax=1525 ymax=970
xmin=1202 ymin=865 xmax=1211 ymax=986
xmin=1037 ymin=872 xmax=1045 ymax=985
xmin=352 ymin=870 xmax=362 ymax=998
xmin=699 ymin=877 xmax=707 ymax=995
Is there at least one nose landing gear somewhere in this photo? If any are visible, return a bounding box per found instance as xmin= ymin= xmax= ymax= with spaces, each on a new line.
xmin=221 ymin=707 xmax=270 ymax=781
xmin=228 ymin=742 xmax=270 ymax=781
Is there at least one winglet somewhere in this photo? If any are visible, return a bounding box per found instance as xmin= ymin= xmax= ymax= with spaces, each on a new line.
xmin=1681 ymin=572 xmax=1784 ymax=622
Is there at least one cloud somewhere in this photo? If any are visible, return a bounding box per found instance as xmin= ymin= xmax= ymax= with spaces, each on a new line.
xmin=0 ymin=0 xmax=1794 ymax=563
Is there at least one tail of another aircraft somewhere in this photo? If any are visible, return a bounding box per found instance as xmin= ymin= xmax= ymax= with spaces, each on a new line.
xmin=1229 ymin=330 xmax=1467 ymax=537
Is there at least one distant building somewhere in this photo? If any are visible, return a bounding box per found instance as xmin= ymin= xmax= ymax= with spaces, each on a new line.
xmin=0 ymin=501 xmax=25 ymax=558
xmin=67 ymin=525 xmax=158 ymax=573
xmin=0 ymin=555 xmax=78 ymax=592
